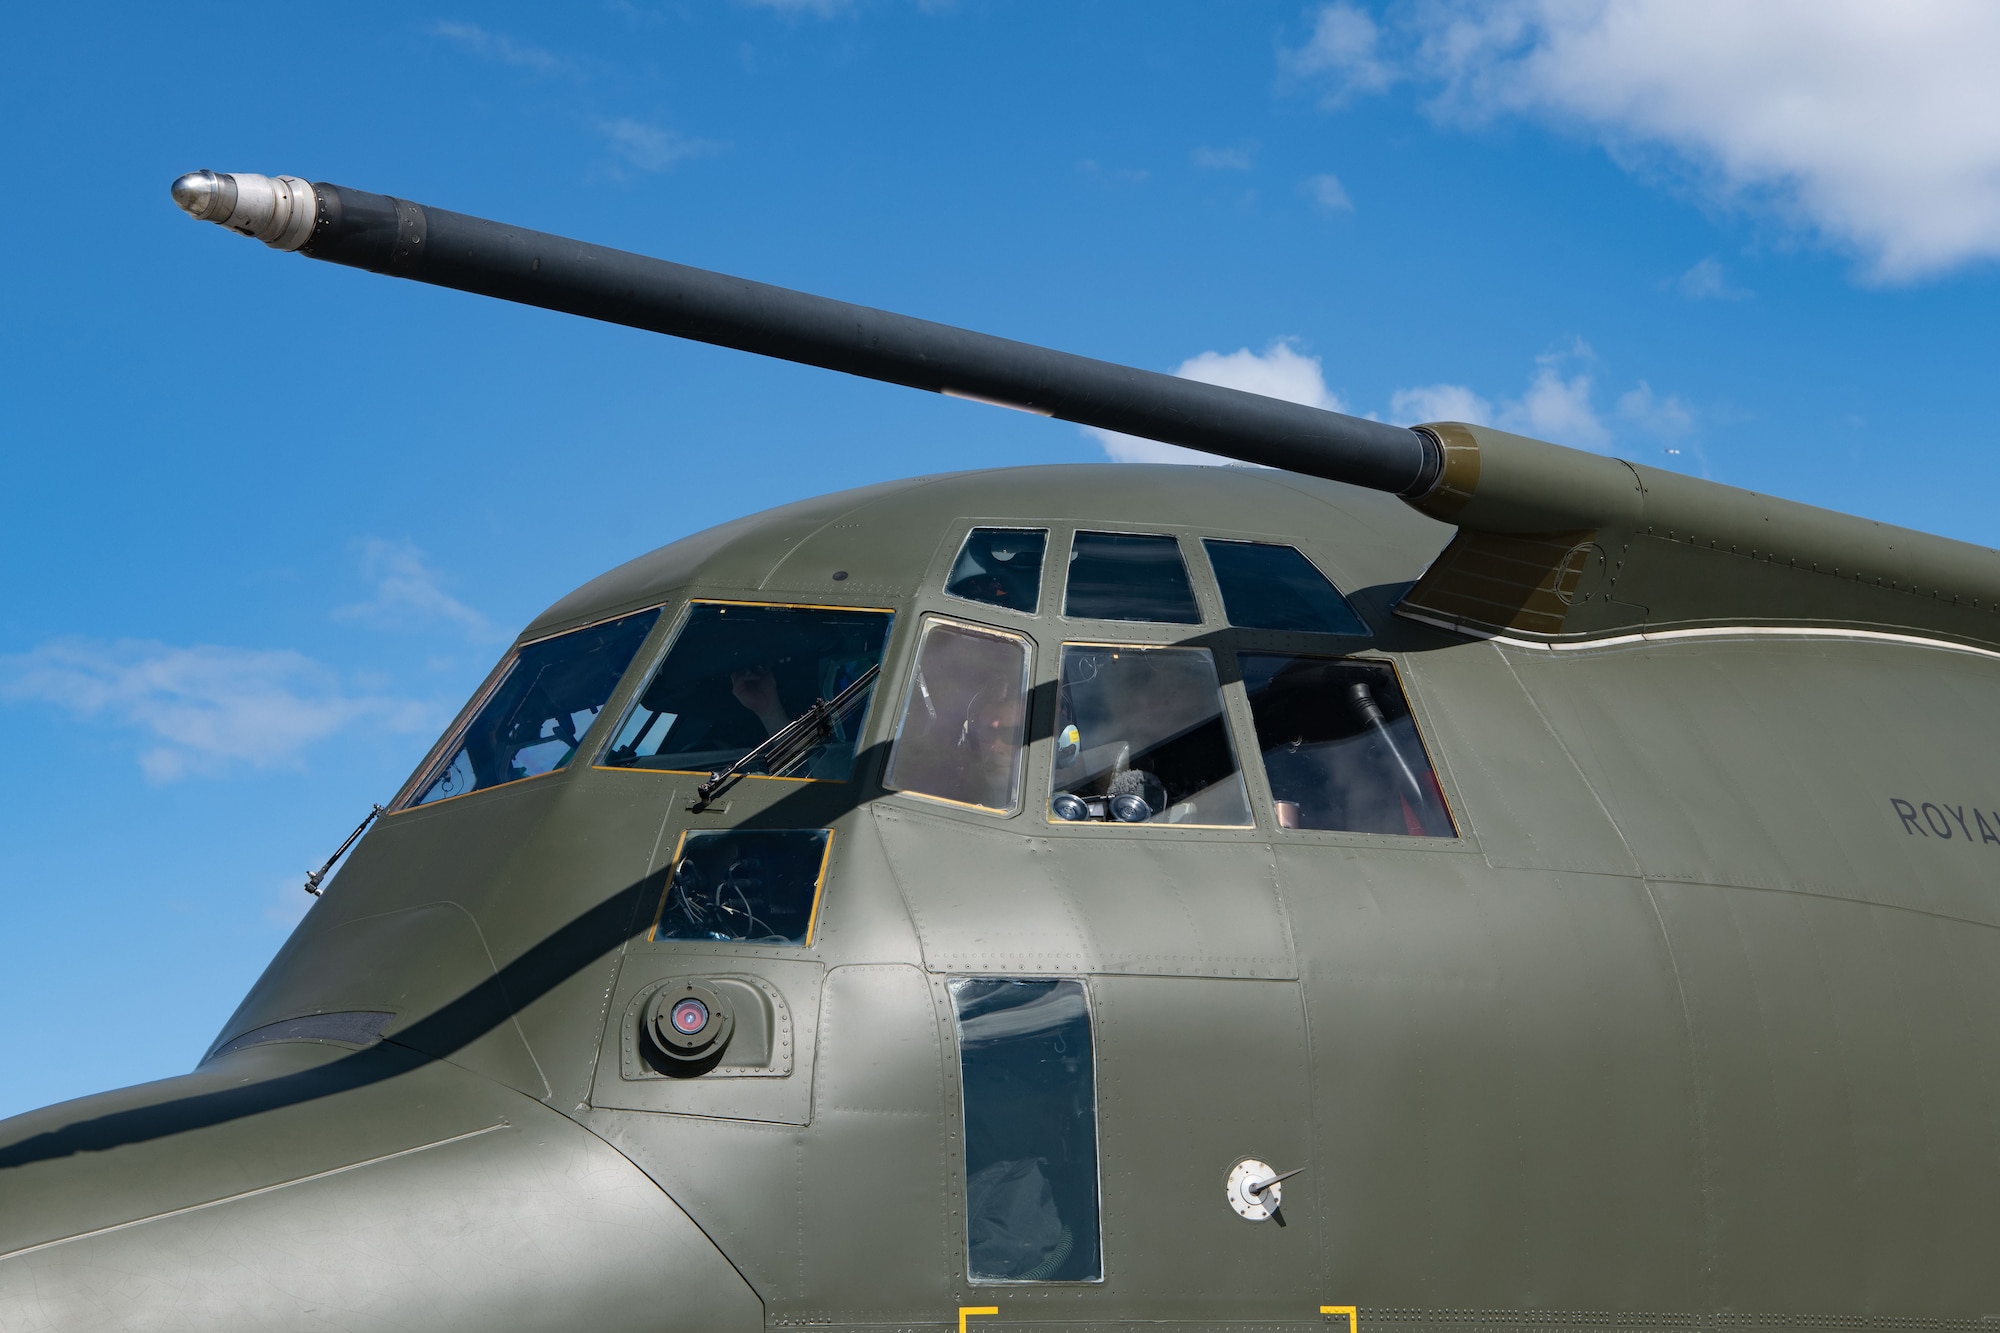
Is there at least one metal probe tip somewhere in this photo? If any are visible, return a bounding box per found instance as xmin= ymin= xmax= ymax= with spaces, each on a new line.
xmin=169 ymin=170 xmax=224 ymax=219
xmin=169 ymin=169 xmax=317 ymax=251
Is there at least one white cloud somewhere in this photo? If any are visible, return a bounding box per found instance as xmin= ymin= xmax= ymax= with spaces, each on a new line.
xmin=1388 ymin=345 xmax=1692 ymax=456
xmin=1299 ymin=0 xmax=2000 ymax=281
xmin=428 ymin=21 xmax=571 ymax=75
xmin=333 ymin=539 xmax=494 ymax=640
xmin=1180 ymin=342 xmax=1345 ymax=409
xmin=1390 ymin=382 xmax=1493 ymax=425
xmin=1617 ymin=380 xmax=1695 ymax=438
xmin=1500 ymin=351 xmax=1609 ymax=449
xmin=1193 ymin=145 xmax=1256 ymax=172
xmin=1673 ymin=257 xmax=1749 ymax=300
xmin=1089 ymin=335 xmax=1688 ymax=464
xmin=1301 ymin=172 xmax=1354 ymax=214
xmin=596 ymin=119 xmax=726 ymax=175
xmin=1086 ymin=340 xmax=1345 ymax=465
xmin=1283 ymin=3 xmax=1397 ymax=106
xmin=0 ymin=640 xmax=434 ymax=781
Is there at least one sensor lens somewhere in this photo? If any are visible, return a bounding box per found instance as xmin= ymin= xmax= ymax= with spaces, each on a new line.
xmin=670 ymin=997 xmax=710 ymax=1036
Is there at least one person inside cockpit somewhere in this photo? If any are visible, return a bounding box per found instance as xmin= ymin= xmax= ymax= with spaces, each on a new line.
xmin=602 ymin=603 xmax=894 ymax=781
xmin=729 ymin=662 xmax=791 ymax=737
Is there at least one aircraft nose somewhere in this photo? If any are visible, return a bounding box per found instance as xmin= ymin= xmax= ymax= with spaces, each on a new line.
xmin=0 ymin=1043 xmax=761 ymax=1332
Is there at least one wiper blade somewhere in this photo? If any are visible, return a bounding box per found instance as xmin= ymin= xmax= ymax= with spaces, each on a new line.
xmin=692 ymin=663 xmax=881 ymax=810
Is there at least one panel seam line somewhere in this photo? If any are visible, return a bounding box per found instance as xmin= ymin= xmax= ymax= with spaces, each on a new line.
xmin=0 ymin=1121 xmax=510 ymax=1264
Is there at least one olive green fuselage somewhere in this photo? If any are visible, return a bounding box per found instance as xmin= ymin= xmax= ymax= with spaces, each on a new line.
xmin=4 ymin=463 xmax=1997 ymax=1332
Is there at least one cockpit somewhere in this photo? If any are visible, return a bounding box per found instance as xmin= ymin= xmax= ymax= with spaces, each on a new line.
xmin=358 ymin=502 xmax=1463 ymax=1299
xmin=390 ymin=522 xmax=1455 ymax=841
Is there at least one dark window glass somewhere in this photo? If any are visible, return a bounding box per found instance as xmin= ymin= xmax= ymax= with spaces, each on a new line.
xmin=602 ymin=603 xmax=893 ymax=781
xmin=1204 ymin=539 xmax=1369 ymax=635
xmin=410 ymin=609 xmax=661 ymax=806
xmin=1063 ymin=531 xmax=1200 ymax=624
xmin=652 ymin=828 xmax=832 ymax=946
xmin=1050 ymin=644 xmax=1251 ymax=826
xmin=951 ymin=978 xmax=1101 ymax=1283
xmin=1240 ymin=653 xmax=1454 ymax=836
xmin=887 ymin=620 xmax=1031 ymax=812
xmin=946 ymin=528 xmax=1047 ymax=614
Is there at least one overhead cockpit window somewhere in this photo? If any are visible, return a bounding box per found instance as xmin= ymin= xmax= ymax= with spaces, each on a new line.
xmin=1203 ymin=539 xmax=1369 ymax=635
xmin=946 ymin=528 xmax=1048 ymax=614
xmin=408 ymin=608 xmax=661 ymax=807
xmin=1049 ymin=645 xmax=1252 ymax=826
xmin=601 ymin=602 xmax=892 ymax=781
xmin=886 ymin=619 xmax=1032 ymax=813
xmin=1240 ymin=653 xmax=1454 ymax=836
xmin=652 ymin=828 xmax=832 ymax=946
xmin=951 ymin=978 xmax=1103 ymax=1283
xmin=1063 ymin=531 xmax=1201 ymax=624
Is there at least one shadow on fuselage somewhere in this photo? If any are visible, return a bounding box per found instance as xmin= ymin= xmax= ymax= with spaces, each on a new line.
xmin=0 ymin=743 xmax=895 ymax=1170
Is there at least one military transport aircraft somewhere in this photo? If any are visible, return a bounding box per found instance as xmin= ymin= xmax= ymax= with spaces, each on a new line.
xmin=1 ymin=169 xmax=1996 ymax=1332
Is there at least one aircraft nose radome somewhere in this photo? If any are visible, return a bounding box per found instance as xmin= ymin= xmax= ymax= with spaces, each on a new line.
xmin=0 ymin=1046 xmax=761 ymax=1332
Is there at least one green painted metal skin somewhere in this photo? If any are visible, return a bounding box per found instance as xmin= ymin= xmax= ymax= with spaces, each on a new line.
xmin=10 ymin=183 xmax=2000 ymax=1331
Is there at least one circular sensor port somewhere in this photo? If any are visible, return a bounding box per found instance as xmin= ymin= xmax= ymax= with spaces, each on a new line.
xmin=645 ymin=981 xmax=733 ymax=1063
xmin=670 ymin=997 xmax=710 ymax=1036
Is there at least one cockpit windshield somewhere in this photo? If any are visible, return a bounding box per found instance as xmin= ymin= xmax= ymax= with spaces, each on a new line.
xmin=407 ymin=608 xmax=662 ymax=807
xmin=601 ymin=602 xmax=893 ymax=781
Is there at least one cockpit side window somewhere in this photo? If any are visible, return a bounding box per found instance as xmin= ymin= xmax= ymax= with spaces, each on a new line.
xmin=1063 ymin=531 xmax=1201 ymax=624
xmin=405 ymin=608 xmax=661 ymax=807
xmin=886 ymin=619 xmax=1032 ymax=813
xmin=1203 ymin=539 xmax=1369 ymax=635
xmin=600 ymin=602 xmax=893 ymax=781
xmin=946 ymin=528 xmax=1048 ymax=615
xmin=1239 ymin=653 xmax=1454 ymax=836
xmin=1049 ymin=644 xmax=1252 ymax=826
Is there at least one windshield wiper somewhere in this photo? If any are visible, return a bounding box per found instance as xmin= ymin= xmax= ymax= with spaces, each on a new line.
xmin=692 ymin=663 xmax=881 ymax=810
xmin=303 ymin=803 xmax=384 ymax=897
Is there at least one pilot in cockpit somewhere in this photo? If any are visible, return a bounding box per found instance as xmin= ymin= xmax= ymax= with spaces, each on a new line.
xmin=600 ymin=603 xmax=895 ymax=783
xmin=728 ymin=662 xmax=792 ymax=737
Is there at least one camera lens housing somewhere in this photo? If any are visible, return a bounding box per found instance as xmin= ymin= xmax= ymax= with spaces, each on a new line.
xmin=645 ymin=981 xmax=734 ymax=1062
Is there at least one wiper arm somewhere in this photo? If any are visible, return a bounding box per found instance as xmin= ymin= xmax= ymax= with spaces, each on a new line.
xmin=303 ymin=803 xmax=383 ymax=897
xmin=692 ymin=663 xmax=881 ymax=810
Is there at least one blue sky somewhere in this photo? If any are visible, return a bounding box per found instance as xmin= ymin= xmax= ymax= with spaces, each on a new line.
xmin=3 ymin=0 xmax=1998 ymax=1119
